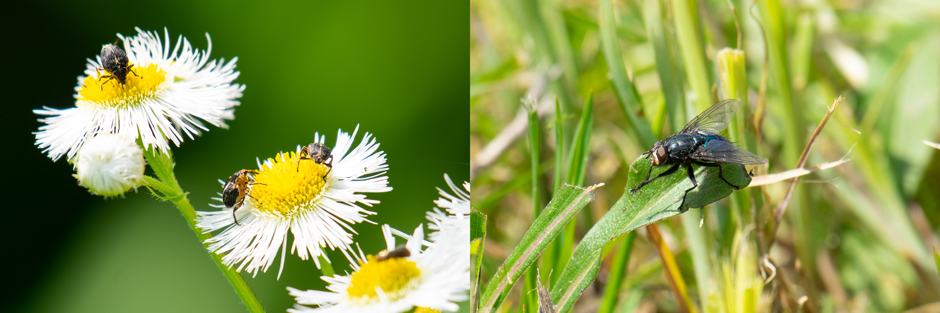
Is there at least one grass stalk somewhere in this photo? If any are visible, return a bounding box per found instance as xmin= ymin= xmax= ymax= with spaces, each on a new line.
xmin=669 ymin=0 xmax=712 ymax=111
xmin=556 ymin=93 xmax=595 ymax=276
xmin=599 ymin=0 xmax=656 ymax=148
xmin=522 ymin=99 xmax=542 ymax=312
xmin=598 ymin=232 xmax=636 ymax=313
xmin=646 ymin=0 xmax=687 ymax=133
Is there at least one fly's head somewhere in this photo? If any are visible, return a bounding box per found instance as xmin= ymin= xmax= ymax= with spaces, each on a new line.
xmin=649 ymin=142 xmax=668 ymax=166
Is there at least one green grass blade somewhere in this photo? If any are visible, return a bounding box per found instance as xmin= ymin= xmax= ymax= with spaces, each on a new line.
xmin=550 ymin=155 xmax=751 ymax=311
xmin=556 ymin=93 xmax=595 ymax=279
xmin=597 ymin=232 xmax=635 ymax=313
xmin=478 ymin=184 xmax=601 ymax=312
xmin=543 ymin=100 xmax=564 ymax=287
xmin=523 ymin=101 xmax=542 ymax=313
xmin=757 ymin=0 xmax=802 ymax=163
xmin=566 ymin=93 xmax=594 ymax=187
xmin=669 ymin=0 xmax=712 ymax=111
xmin=553 ymin=97 xmax=564 ymax=193
xmin=471 ymin=210 xmax=488 ymax=310
xmin=645 ymin=0 xmax=686 ymax=133
xmin=540 ymin=0 xmax=578 ymax=91
xmin=599 ymin=0 xmax=656 ymax=148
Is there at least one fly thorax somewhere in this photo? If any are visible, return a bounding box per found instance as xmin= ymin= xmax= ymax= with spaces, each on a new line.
xmin=665 ymin=134 xmax=697 ymax=159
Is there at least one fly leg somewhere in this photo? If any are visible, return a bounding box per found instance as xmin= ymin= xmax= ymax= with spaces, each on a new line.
xmin=630 ymin=164 xmax=679 ymax=194
xmin=693 ymin=161 xmax=744 ymax=189
xmin=628 ymin=151 xmax=655 ymax=194
xmin=679 ymin=164 xmax=699 ymax=213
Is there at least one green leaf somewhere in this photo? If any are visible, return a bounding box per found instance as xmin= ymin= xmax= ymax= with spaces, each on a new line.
xmin=478 ymin=184 xmax=600 ymax=312
xmin=549 ymin=155 xmax=751 ymax=312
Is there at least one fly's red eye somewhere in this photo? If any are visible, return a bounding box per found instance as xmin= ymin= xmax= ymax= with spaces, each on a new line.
xmin=651 ymin=146 xmax=667 ymax=165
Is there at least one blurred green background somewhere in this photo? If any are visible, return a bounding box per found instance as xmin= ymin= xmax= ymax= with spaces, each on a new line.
xmin=3 ymin=1 xmax=467 ymax=312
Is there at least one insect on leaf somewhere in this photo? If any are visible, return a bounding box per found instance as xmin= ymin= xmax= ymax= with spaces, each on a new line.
xmin=626 ymin=153 xmax=752 ymax=214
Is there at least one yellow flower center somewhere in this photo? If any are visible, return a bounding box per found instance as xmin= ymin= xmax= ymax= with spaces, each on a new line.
xmin=414 ymin=308 xmax=441 ymax=313
xmin=249 ymin=152 xmax=331 ymax=216
xmin=77 ymin=64 xmax=166 ymax=109
xmin=346 ymin=255 xmax=422 ymax=302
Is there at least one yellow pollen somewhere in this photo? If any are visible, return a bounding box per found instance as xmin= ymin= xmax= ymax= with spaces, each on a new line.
xmin=346 ymin=255 xmax=421 ymax=301
xmin=414 ymin=308 xmax=442 ymax=313
xmin=248 ymin=152 xmax=331 ymax=216
xmin=77 ymin=64 xmax=166 ymax=109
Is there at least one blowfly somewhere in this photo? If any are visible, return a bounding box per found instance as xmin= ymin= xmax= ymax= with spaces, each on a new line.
xmin=629 ymin=99 xmax=767 ymax=211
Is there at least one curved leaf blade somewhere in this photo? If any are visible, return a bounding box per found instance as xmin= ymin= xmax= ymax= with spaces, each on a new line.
xmin=549 ymin=155 xmax=752 ymax=312
xmin=478 ymin=184 xmax=601 ymax=313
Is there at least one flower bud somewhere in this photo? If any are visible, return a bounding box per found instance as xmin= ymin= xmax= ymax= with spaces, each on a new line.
xmin=73 ymin=134 xmax=145 ymax=197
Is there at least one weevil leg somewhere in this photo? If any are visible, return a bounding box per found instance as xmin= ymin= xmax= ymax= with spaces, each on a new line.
xmin=630 ymin=163 xmax=679 ymax=194
xmin=679 ymin=164 xmax=699 ymax=213
xmin=128 ymin=66 xmax=142 ymax=79
xmin=246 ymin=193 xmax=263 ymax=205
xmin=322 ymin=156 xmax=334 ymax=180
xmin=295 ymin=148 xmax=311 ymax=174
xmin=97 ymin=75 xmax=115 ymax=90
xmin=232 ymin=200 xmax=245 ymax=225
xmin=693 ymin=161 xmax=744 ymax=189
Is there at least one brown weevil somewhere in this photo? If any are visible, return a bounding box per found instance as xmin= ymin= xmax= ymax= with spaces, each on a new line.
xmin=296 ymin=142 xmax=333 ymax=179
xmin=222 ymin=169 xmax=265 ymax=225
xmin=375 ymin=246 xmax=411 ymax=262
xmin=96 ymin=44 xmax=142 ymax=89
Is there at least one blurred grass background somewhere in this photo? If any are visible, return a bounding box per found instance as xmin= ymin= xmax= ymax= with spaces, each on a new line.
xmin=471 ymin=0 xmax=940 ymax=311
xmin=2 ymin=1 xmax=467 ymax=312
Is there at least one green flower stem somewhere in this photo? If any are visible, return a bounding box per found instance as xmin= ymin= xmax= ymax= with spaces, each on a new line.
xmin=317 ymin=255 xmax=335 ymax=277
xmin=141 ymin=146 xmax=266 ymax=313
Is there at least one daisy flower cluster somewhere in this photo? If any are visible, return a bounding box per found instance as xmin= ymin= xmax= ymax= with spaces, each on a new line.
xmin=34 ymin=27 xmax=243 ymax=196
xmin=286 ymin=174 xmax=471 ymax=313
xmin=32 ymin=26 xmax=470 ymax=313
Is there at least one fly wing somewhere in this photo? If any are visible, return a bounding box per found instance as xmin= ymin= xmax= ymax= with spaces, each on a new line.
xmin=681 ymin=99 xmax=741 ymax=134
xmin=690 ymin=139 xmax=768 ymax=165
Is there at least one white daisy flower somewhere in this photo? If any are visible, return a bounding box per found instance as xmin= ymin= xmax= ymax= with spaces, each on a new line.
xmin=73 ymin=133 xmax=145 ymax=197
xmin=424 ymin=174 xmax=470 ymax=242
xmin=287 ymin=219 xmax=470 ymax=313
xmin=434 ymin=174 xmax=470 ymax=215
xmin=196 ymin=126 xmax=391 ymax=277
xmin=34 ymin=27 xmax=244 ymax=162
